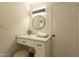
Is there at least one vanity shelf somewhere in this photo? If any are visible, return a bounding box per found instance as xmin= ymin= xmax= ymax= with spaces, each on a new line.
xmin=16 ymin=34 xmax=51 ymax=57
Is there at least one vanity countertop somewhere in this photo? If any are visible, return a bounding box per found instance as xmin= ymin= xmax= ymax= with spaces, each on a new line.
xmin=16 ymin=34 xmax=51 ymax=42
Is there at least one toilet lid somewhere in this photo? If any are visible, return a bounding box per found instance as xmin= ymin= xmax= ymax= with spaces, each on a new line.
xmin=14 ymin=50 xmax=29 ymax=57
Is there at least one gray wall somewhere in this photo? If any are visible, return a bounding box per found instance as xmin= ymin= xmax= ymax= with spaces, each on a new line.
xmin=0 ymin=2 xmax=30 ymax=56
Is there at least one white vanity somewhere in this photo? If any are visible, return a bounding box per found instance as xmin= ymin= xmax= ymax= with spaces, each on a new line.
xmin=16 ymin=34 xmax=51 ymax=57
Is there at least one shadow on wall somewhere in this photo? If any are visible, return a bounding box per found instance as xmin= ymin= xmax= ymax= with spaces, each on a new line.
xmin=6 ymin=37 xmax=28 ymax=57
xmin=6 ymin=37 xmax=35 ymax=57
xmin=6 ymin=37 xmax=18 ymax=57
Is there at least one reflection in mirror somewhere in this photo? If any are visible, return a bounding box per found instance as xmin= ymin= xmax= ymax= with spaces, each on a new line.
xmin=32 ymin=15 xmax=45 ymax=30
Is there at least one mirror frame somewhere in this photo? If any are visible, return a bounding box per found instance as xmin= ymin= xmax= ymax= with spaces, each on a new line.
xmin=32 ymin=15 xmax=45 ymax=30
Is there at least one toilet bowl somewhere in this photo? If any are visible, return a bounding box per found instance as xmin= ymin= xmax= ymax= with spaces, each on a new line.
xmin=14 ymin=50 xmax=29 ymax=57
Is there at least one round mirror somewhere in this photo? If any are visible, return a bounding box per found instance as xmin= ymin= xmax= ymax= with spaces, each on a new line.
xmin=32 ymin=15 xmax=45 ymax=30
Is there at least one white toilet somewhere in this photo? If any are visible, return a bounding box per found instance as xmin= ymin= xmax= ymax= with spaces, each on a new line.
xmin=14 ymin=50 xmax=29 ymax=57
